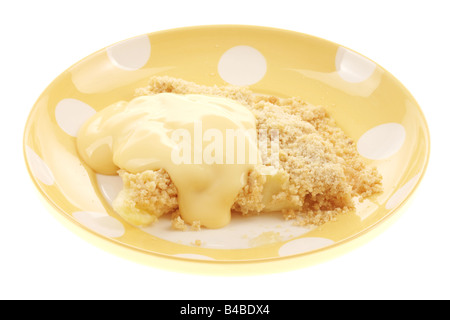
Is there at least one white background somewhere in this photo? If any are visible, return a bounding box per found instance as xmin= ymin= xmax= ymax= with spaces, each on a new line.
xmin=1 ymin=0 xmax=449 ymax=300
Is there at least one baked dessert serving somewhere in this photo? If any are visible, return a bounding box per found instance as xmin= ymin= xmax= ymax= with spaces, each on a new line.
xmin=77 ymin=76 xmax=382 ymax=230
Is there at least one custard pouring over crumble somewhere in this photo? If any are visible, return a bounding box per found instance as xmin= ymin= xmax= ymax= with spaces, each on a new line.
xmin=77 ymin=76 xmax=382 ymax=230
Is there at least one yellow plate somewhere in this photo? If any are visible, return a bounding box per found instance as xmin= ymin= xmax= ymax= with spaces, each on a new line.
xmin=23 ymin=25 xmax=430 ymax=275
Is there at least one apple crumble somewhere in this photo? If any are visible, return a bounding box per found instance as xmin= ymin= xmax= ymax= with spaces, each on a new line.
xmin=104 ymin=76 xmax=382 ymax=229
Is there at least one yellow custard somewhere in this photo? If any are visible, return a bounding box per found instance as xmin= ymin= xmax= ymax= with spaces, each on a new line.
xmin=77 ymin=93 xmax=259 ymax=229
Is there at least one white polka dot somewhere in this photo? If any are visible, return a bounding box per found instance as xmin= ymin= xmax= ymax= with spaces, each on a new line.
xmin=172 ymin=254 xmax=216 ymax=261
xmin=336 ymin=47 xmax=376 ymax=83
xmin=106 ymin=35 xmax=151 ymax=71
xmin=357 ymin=123 xmax=406 ymax=160
xmin=72 ymin=211 xmax=125 ymax=238
xmin=386 ymin=174 xmax=420 ymax=210
xmin=55 ymin=99 xmax=96 ymax=137
xmin=278 ymin=237 xmax=334 ymax=257
xmin=25 ymin=146 xmax=55 ymax=185
xmin=141 ymin=213 xmax=310 ymax=250
xmin=218 ymin=45 xmax=267 ymax=85
xmin=96 ymin=174 xmax=123 ymax=205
